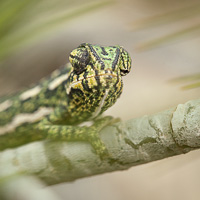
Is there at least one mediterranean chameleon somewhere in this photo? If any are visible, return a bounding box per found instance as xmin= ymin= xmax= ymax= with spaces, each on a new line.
xmin=0 ymin=43 xmax=131 ymax=158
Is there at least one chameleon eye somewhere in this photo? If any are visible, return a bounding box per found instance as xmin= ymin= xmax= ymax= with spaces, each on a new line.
xmin=119 ymin=47 xmax=132 ymax=76
xmin=69 ymin=47 xmax=90 ymax=74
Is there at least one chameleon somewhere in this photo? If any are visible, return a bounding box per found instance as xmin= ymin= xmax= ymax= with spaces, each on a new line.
xmin=0 ymin=43 xmax=131 ymax=158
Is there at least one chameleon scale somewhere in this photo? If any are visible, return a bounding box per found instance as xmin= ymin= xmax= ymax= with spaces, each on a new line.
xmin=0 ymin=43 xmax=131 ymax=158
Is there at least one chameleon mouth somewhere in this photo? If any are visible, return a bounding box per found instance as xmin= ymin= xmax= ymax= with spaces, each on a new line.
xmin=69 ymin=73 xmax=117 ymax=88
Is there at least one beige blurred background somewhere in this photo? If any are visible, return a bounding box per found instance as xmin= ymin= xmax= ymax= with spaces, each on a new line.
xmin=0 ymin=0 xmax=200 ymax=199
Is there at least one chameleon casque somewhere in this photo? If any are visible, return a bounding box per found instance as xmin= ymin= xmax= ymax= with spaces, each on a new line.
xmin=0 ymin=43 xmax=131 ymax=157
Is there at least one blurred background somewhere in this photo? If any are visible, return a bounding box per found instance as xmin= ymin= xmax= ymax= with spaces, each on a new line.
xmin=0 ymin=0 xmax=200 ymax=199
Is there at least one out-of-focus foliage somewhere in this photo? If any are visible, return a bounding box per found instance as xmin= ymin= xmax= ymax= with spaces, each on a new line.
xmin=170 ymin=73 xmax=200 ymax=90
xmin=0 ymin=0 xmax=113 ymax=62
xmin=129 ymin=0 xmax=200 ymax=89
xmin=129 ymin=1 xmax=200 ymax=51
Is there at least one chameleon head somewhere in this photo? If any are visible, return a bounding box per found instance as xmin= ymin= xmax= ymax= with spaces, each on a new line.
xmin=66 ymin=43 xmax=131 ymax=120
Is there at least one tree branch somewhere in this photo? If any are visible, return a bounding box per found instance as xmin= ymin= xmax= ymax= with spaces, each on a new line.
xmin=0 ymin=98 xmax=200 ymax=185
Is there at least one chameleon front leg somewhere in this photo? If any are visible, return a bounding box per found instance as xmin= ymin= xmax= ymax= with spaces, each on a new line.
xmin=36 ymin=108 xmax=115 ymax=158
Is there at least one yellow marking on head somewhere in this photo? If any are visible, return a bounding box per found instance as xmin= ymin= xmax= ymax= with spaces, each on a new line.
xmin=70 ymin=81 xmax=84 ymax=93
xmin=88 ymin=77 xmax=97 ymax=88
xmin=78 ymin=73 xmax=84 ymax=81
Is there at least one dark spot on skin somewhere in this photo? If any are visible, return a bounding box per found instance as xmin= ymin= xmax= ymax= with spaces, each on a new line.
xmin=102 ymin=57 xmax=111 ymax=61
xmin=75 ymin=98 xmax=79 ymax=103
xmin=101 ymin=47 xmax=108 ymax=55
xmin=82 ymin=80 xmax=91 ymax=91
xmin=111 ymin=48 xmax=120 ymax=71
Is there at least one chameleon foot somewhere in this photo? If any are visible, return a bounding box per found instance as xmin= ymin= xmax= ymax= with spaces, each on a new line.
xmin=37 ymin=116 xmax=119 ymax=159
xmin=80 ymin=116 xmax=121 ymax=159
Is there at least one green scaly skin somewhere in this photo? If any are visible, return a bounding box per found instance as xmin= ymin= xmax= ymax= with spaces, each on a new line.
xmin=0 ymin=43 xmax=131 ymax=158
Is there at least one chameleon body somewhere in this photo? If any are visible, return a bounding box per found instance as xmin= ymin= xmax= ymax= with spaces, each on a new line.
xmin=0 ymin=43 xmax=131 ymax=157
